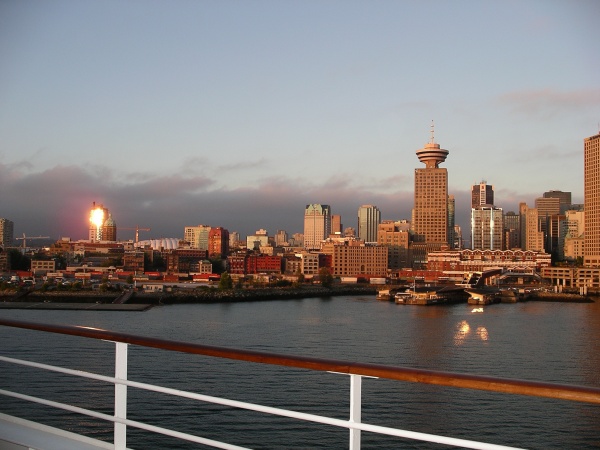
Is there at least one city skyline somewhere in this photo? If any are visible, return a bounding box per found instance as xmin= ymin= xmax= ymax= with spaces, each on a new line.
xmin=0 ymin=1 xmax=597 ymax=240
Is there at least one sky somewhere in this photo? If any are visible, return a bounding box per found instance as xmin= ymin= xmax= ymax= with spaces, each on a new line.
xmin=1 ymin=0 xmax=599 ymax=243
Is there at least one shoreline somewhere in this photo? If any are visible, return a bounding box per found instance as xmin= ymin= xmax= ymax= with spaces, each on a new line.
xmin=0 ymin=285 xmax=594 ymax=309
xmin=0 ymin=285 xmax=378 ymax=306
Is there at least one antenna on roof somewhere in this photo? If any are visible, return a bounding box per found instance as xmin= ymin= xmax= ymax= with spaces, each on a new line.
xmin=430 ymin=120 xmax=435 ymax=143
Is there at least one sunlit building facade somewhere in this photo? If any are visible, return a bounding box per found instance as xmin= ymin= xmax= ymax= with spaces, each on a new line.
xmin=303 ymin=204 xmax=331 ymax=250
xmin=412 ymin=126 xmax=449 ymax=246
xmin=357 ymin=205 xmax=381 ymax=243
xmin=89 ymin=202 xmax=110 ymax=242
xmin=471 ymin=206 xmax=503 ymax=250
xmin=184 ymin=225 xmax=211 ymax=250
xmin=471 ymin=181 xmax=494 ymax=208
xmin=584 ymin=132 xmax=600 ymax=267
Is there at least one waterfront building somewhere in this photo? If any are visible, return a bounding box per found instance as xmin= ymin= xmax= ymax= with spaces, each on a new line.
xmin=584 ymin=132 xmax=600 ymax=267
xmin=519 ymin=203 xmax=544 ymax=252
xmin=357 ymin=205 xmax=381 ymax=243
xmin=208 ymin=227 xmax=229 ymax=258
xmin=471 ymin=181 xmax=494 ymax=208
xmin=412 ymin=124 xmax=449 ymax=247
xmin=294 ymin=252 xmax=320 ymax=276
xmin=427 ymin=249 xmax=551 ymax=273
xmin=184 ymin=225 xmax=211 ymax=250
xmin=377 ymin=220 xmax=411 ymax=270
xmin=320 ymin=239 xmax=388 ymax=277
xmin=0 ymin=218 xmax=14 ymax=249
xmin=166 ymin=249 xmax=209 ymax=274
xmin=541 ymin=266 xmax=600 ymax=289
xmin=30 ymin=260 xmax=56 ymax=276
xmin=245 ymin=254 xmax=283 ymax=274
xmin=471 ymin=206 xmax=503 ymax=250
xmin=303 ymin=204 xmax=331 ymax=250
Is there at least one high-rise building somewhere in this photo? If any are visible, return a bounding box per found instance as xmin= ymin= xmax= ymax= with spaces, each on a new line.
xmin=0 ymin=218 xmax=14 ymax=249
xmin=89 ymin=202 xmax=110 ymax=242
xmin=519 ymin=202 xmax=544 ymax=251
xmin=564 ymin=208 xmax=584 ymax=261
xmin=357 ymin=205 xmax=381 ymax=243
xmin=377 ymin=220 xmax=411 ymax=269
xmin=303 ymin=204 xmax=331 ymax=250
xmin=274 ymin=230 xmax=288 ymax=246
xmin=503 ymin=211 xmax=520 ymax=250
xmin=471 ymin=181 xmax=494 ymax=208
xmin=102 ymin=214 xmax=117 ymax=242
xmin=471 ymin=206 xmax=503 ymax=250
xmin=331 ymin=215 xmax=342 ymax=235
xmin=584 ymin=132 xmax=600 ymax=267
xmin=229 ymin=231 xmax=241 ymax=248
xmin=448 ymin=195 xmax=456 ymax=249
xmin=543 ymin=190 xmax=572 ymax=213
xmin=208 ymin=227 xmax=229 ymax=258
xmin=184 ymin=225 xmax=211 ymax=250
xmin=412 ymin=124 xmax=449 ymax=246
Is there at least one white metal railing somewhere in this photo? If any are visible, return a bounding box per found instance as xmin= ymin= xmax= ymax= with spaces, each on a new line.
xmin=2 ymin=319 xmax=600 ymax=449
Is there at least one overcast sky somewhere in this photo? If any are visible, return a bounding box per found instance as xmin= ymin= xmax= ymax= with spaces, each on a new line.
xmin=1 ymin=0 xmax=598 ymax=243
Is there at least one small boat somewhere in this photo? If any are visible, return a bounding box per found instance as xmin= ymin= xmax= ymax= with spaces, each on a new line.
xmin=394 ymin=291 xmax=412 ymax=304
xmin=377 ymin=289 xmax=392 ymax=301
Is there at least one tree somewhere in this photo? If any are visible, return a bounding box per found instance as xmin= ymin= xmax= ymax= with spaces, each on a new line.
xmin=319 ymin=267 xmax=333 ymax=288
xmin=218 ymin=271 xmax=233 ymax=290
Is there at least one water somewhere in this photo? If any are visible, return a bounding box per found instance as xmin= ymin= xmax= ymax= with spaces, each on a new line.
xmin=1 ymin=296 xmax=599 ymax=449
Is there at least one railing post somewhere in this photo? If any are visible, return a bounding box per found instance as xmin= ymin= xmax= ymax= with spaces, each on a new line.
xmin=349 ymin=374 xmax=361 ymax=450
xmin=114 ymin=342 xmax=128 ymax=450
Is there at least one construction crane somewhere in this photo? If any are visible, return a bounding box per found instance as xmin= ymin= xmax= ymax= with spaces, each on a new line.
xmin=119 ymin=226 xmax=150 ymax=243
xmin=15 ymin=233 xmax=50 ymax=250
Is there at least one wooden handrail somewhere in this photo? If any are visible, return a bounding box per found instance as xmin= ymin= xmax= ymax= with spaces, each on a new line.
xmin=2 ymin=318 xmax=599 ymax=405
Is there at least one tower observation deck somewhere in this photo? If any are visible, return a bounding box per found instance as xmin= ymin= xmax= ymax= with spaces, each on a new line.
xmin=416 ymin=122 xmax=449 ymax=168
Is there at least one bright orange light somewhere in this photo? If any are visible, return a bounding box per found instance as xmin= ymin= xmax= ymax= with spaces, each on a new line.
xmin=90 ymin=208 xmax=105 ymax=228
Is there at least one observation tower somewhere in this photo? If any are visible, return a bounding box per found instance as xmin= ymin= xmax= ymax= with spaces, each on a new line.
xmin=416 ymin=122 xmax=449 ymax=168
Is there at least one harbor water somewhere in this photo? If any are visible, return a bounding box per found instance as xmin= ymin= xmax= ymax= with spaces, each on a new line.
xmin=1 ymin=295 xmax=599 ymax=449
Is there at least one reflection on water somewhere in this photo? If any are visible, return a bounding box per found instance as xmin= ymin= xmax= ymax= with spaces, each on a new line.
xmin=476 ymin=326 xmax=489 ymax=341
xmin=454 ymin=320 xmax=489 ymax=344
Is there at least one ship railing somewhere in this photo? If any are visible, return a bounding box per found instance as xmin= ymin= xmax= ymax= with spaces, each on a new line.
xmin=1 ymin=318 xmax=600 ymax=450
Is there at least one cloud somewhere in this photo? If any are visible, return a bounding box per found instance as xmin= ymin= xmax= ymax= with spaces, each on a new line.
xmin=0 ymin=162 xmax=422 ymax=242
xmin=513 ymin=143 xmax=580 ymax=163
xmin=498 ymin=88 xmax=600 ymax=118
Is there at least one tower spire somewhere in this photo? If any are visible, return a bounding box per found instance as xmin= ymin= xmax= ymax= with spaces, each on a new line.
xmin=430 ymin=120 xmax=435 ymax=144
